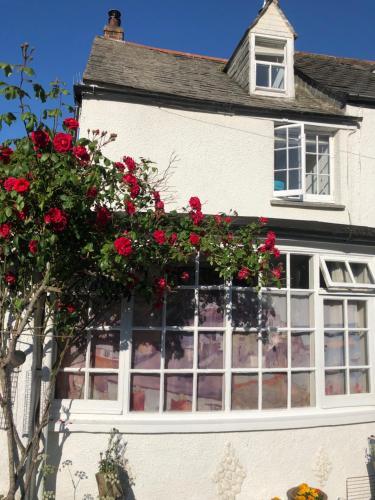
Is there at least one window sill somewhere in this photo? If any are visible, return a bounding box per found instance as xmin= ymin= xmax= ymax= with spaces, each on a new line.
xmin=271 ymin=199 xmax=346 ymax=210
xmin=50 ymin=406 xmax=375 ymax=434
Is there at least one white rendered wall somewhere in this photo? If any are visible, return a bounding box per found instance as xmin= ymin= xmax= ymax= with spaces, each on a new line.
xmin=79 ymin=97 xmax=375 ymax=229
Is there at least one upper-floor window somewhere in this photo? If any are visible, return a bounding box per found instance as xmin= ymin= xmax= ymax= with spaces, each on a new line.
xmin=274 ymin=123 xmax=333 ymax=201
xmin=255 ymin=37 xmax=286 ymax=91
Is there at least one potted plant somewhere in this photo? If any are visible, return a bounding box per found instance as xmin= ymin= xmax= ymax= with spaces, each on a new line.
xmin=287 ymin=483 xmax=327 ymax=500
xmin=96 ymin=428 xmax=125 ymax=499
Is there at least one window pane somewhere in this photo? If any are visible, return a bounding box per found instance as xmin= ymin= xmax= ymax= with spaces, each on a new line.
xmin=291 ymin=332 xmax=314 ymax=368
xmin=199 ymin=263 xmax=223 ymax=286
xmin=306 ymin=154 xmax=317 ymax=174
xmin=262 ymin=332 xmax=287 ymax=369
xmin=130 ymin=374 xmax=160 ymax=412
xmin=326 ymin=262 xmax=352 ymax=283
xmin=232 ymin=332 xmax=258 ymax=368
xmin=262 ymin=293 xmax=287 ymax=328
xmin=318 ymin=174 xmax=330 ymax=195
xmin=167 ymin=290 xmax=195 ymax=326
xmin=197 ymin=374 xmax=224 ymax=412
xmin=306 ymin=173 xmax=317 ymax=195
xmin=256 ymin=63 xmax=269 ymax=87
xmin=232 ymin=374 xmax=258 ymax=410
xmin=90 ymin=331 xmax=119 ymax=369
xmin=164 ymin=375 xmax=193 ymax=412
xmin=350 ymin=369 xmax=369 ymax=394
xmin=275 ymin=128 xmax=287 ymax=149
xmin=291 ymin=372 xmax=315 ymax=407
xmin=324 ymin=300 xmax=344 ymax=328
xmin=89 ymin=374 xmax=118 ymax=400
xmin=55 ymin=373 xmax=85 ymax=399
xmin=232 ymin=291 xmax=258 ymax=328
xmin=262 ymin=373 xmax=287 ymax=409
xmin=61 ymin=344 xmax=86 ymax=369
xmin=198 ymin=332 xmax=224 ymax=369
xmin=198 ymin=290 xmax=225 ymax=327
xmin=131 ymin=331 xmax=161 ymax=369
xmin=165 ymin=332 xmax=194 ymax=369
xmin=290 ymin=254 xmax=311 ymax=289
xmin=274 ymin=149 xmax=287 ymax=170
xmin=318 ymin=154 xmax=330 ymax=175
xmin=274 ymin=170 xmax=287 ymax=191
xmin=349 ymin=332 xmax=367 ymax=366
xmin=350 ymin=263 xmax=374 ymax=284
xmin=324 ymin=331 xmax=345 ymax=367
xmin=289 ymin=148 xmax=301 ymax=170
xmin=348 ymin=301 xmax=367 ymax=328
xmin=271 ymin=66 xmax=285 ymax=89
xmin=289 ymin=169 xmax=301 ymax=190
xmin=91 ymin=301 xmax=121 ymax=329
xmin=168 ymin=262 xmax=195 ymax=286
xmin=318 ymin=135 xmax=330 ymax=154
xmin=291 ymin=293 xmax=312 ymax=328
xmin=305 ymin=134 xmax=317 ymax=153
xmin=325 ymin=370 xmax=346 ymax=395
xmin=133 ymin=295 xmax=162 ymax=327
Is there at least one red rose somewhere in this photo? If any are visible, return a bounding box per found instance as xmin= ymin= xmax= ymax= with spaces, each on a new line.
xmin=273 ymin=248 xmax=281 ymax=259
xmin=114 ymin=236 xmax=133 ymax=256
xmin=214 ymin=214 xmax=223 ymax=225
xmin=44 ymin=208 xmax=68 ymax=232
xmin=153 ymin=229 xmax=166 ymax=245
xmin=0 ymin=223 xmax=11 ymax=239
xmin=264 ymin=231 xmax=276 ymax=250
xmin=63 ymin=117 xmax=79 ymax=131
xmin=30 ymin=130 xmax=50 ymax=150
xmin=189 ymin=233 xmax=200 ymax=246
xmin=95 ymin=206 xmax=111 ymax=228
xmin=4 ymin=177 xmax=17 ymax=191
xmin=4 ymin=272 xmax=16 ymax=285
xmin=155 ymin=277 xmax=167 ymax=291
xmin=123 ymin=173 xmax=137 ymax=186
xmin=53 ymin=133 xmax=73 ymax=153
xmin=189 ymin=196 xmax=201 ymax=211
xmin=66 ymin=304 xmax=76 ymax=314
xmin=73 ymin=145 xmax=90 ymax=163
xmin=224 ymin=217 xmax=232 ymax=224
xmin=237 ymin=267 xmax=250 ymax=281
xmin=125 ymin=200 xmax=136 ymax=215
xmin=28 ymin=240 xmax=38 ymax=254
xmin=16 ymin=210 xmax=27 ymax=221
xmin=86 ymin=186 xmax=98 ymax=199
xmin=115 ymin=162 xmax=125 ymax=172
xmin=169 ymin=233 xmax=178 ymax=245
xmin=0 ymin=146 xmax=13 ymax=164
xmin=130 ymin=184 xmax=140 ymax=198
xmin=181 ymin=272 xmax=190 ymax=282
xmin=259 ymin=217 xmax=268 ymax=226
xmin=272 ymin=268 xmax=282 ymax=280
xmin=155 ymin=200 xmax=164 ymax=211
xmin=124 ymin=156 xmax=136 ymax=172
xmin=190 ymin=210 xmax=204 ymax=226
xmin=153 ymin=191 xmax=161 ymax=202
xmin=13 ymin=178 xmax=30 ymax=193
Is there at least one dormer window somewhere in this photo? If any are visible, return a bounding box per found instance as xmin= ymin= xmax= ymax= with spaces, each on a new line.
xmin=255 ymin=37 xmax=286 ymax=91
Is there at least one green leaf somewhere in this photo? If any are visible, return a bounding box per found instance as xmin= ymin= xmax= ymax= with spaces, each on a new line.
xmin=5 ymin=207 xmax=12 ymax=217
xmin=0 ymin=63 xmax=13 ymax=77
xmin=22 ymin=66 xmax=35 ymax=76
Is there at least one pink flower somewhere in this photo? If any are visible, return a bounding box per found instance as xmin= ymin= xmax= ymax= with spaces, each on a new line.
xmin=189 ymin=196 xmax=201 ymax=211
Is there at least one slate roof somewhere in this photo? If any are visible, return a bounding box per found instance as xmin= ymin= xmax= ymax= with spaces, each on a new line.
xmin=81 ymin=36 xmax=375 ymax=120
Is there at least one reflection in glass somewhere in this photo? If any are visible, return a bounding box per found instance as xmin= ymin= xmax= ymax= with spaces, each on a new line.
xmin=198 ymin=333 xmax=224 ymax=369
xmin=232 ymin=291 xmax=258 ymax=328
xmin=324 ymin=300 xmax=344 ymax=328
xmin=349 ymin=332 xmax=367 ymax=366
xmin=91 ymin=301 xmax=121 ymax=329
xmin=130 ymin=374 xmax=160 ymax=412
xmin=131 ymin=331 xmax=161 ymax=369
xmin=348 ymin=301 xmax=366 ymax=328
xmin=350 ymin=369 xmax=369 ymax=394
xmin=326 ymin=262 xmax=351 ymax=283
xmin=291 ymin=293 xmax=312 ymax=328
xmin=55 ymin=373 xmax=85 ymax=399
xmin=262 ymin=373 xmax=287 ymax=409
xmin=262 ymin=332 xmax=287 ymax=369
xmin=133 ymin=294 xmax=162 ymax=327
xmin=262 ymin=293 xmax=287 ymax=328
xmin=350 ymin=263 xmax=374 ymax=284
xmin=89 ymin=374 xmax=118 ymax=400
xmin=166 ymin=290 xmax=195 ymax=326
xmin=290 ymin=254 xmax=311 ymax=289
xmin=164 ymin=375 xmax=193 ymax=412
xmin=90 ymin=331 xmax=119 ymax=369
xmin=232 ymin=333 xmax=258 ymax=368
xmin=199 ymin=264 xmax=223 ymax=286
xmin=291 ymin=332 xmax=314 ymax=368
xmin=197 ymin=375 xmax=224 ymax=411
xmin=325 ymin=370 xmax=346 ymax=395
xmin=199 ymin=291 xmax=225 ymax=327
xmin=232 ymin=374 xmax=258 ymax=410
xmin=324 ymin=331 xmax=345 ymax=367
xmin=291 ymin=372 xmax=315 ymax=407
xmin=165 ymin=333 xmax=194 ymax=369
xmin=61 ymin=344 xmax=86 ymax=369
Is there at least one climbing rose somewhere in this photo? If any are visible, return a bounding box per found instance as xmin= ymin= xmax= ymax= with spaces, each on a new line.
xmin=259 ymin=216 xmax=269 ymax=226
xmin=73 ymin=145 xmax=90 ymax=162
xmin=66 ymin=304 xmax=76 ymax=314
xmin=4 ymin=272 xmax=16 ymax=285
xmin=169 ymin=233 xmax=178 ymax=245
xmin=189 ymin=196 xmax=201 ymax=211
xmin=272 ymin=268 xmax=282 ymax=280
xmin=86 ymin=186 xmax=98 ymax=199
xmin=13 ymin=178 xmax=30 ymax=193
xmin=95 ymin=206 xmax=111 ymax=228
xmin=123 ymin=173 xmax=137 ymax=186
xmin=125 ymin=200 xmax=136 ymax=215
xmin=28 ymin=240 xmax=38 ymax=254
xmin=214 ymin=214 xmax=223 ymax=225
xmin=63 ymin=117 xmax=79 ymax=130
xmin=114 ymin=236 xmax=133 ymax=256
xmin=30 ymin=130 xmax=50 ymax=150
xmin=44 ymin=208 xmax=68 ymax=232
xmin=153 ymin=191 xmax=161 ymax=202
xmin=153 ymin=229 xmax=166 ymax=245
xmin=130 ymin=184 xmax=140 ymax=198
xmin=124 ymin=156 xmax=136 ymax=172
xmin=53 ymin=133 xmax=73 ymax=153
xmin=181 ymin=272 xmax=190 ymax=282
xmin=0 ymin=146 xmax=13 ymax=164
xmin=0 ymin=223 xmax=11 ymax=239
xmin=3 ymin=177 xmax=17 ymax=191
xmin=155 ymin=200 xmax=164 ymax=211
xmin=237 ymin=267 xmax=250 ymax=281
xmin=115 ymin=162 xmax=125 ymax=172
xmin=189 ymin=233 xmax=200 ymax=246
xmin=155 ymin=277 xmax=167 ymax=291
xmin=273 ymin=247 xmax=281 ymax=259
xmin=190 ymin=210 xmax=204 ymax=226
xmin=16 ymin=210 xmax=27 ymax=221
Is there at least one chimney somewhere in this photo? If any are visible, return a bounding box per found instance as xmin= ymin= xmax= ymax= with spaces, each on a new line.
xmin=103 ymin=10 xmax=124 ymax=41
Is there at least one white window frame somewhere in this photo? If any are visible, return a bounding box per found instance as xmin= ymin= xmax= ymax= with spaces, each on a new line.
xmin=320 ymin=256 xmax=375 ymax=291
xmin=254 ymin=37 xmax=286 ymax=92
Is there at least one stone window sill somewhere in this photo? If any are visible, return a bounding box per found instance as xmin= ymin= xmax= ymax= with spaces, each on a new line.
xmin=271 ymin=199 xmax=346 ymax=210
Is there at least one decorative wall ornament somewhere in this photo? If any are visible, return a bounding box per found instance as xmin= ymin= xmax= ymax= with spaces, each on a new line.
xmin=312 ymin=446 xmax=332 ymax=487
xmin=212 ymin=442 xmax=246 ymax=500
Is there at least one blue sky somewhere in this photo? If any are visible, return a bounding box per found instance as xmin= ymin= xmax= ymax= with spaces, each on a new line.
xmin=1 ymin=0 xmax=374 ymax=140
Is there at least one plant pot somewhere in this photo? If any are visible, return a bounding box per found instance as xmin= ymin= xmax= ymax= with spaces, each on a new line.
xmin=287 ymin=487 xmax=328 ymax=500
xmin=96 ymin=471 xmax=124 ymax=499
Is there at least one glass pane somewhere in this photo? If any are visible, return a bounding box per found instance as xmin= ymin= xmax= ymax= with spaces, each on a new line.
xmin=305 ymin=173 xmax=317 ymax=195
xmin=291 ymin=372 xmax=315 ymax=407
xmin=90 ymin=331 xmax=119 ymax=369
xmin=305 ymin=134 xmax=317 ymax=153
xmin=198 ymin=332 xmax=224 ymax=369
xmin=288 ymin=148 xmax=301 ymax=170
xmin=271 ymin=66 xmax=285 ymax=89
xmin=232 ymin=374 xmax=258 ymax=410
xmin=350 ymin=369 xmax=369 ymax=394
xmin=256 ymin=63 xmax=269 ymax=87
xmin=288 ymin=127 xmax=301 ymax=148
xmin=166 ymin=289 xmax=195 ymax=326
xmin=291 ymin=293 xmax=312 ymax=328
xmin=290 ymin=254 xmax=311 ymax=289
xmin=289 ymin=169 xmax=301 ymax=190
xmin=131 ymin=331 xmax=161 ymax=369
xmin=348 ymin=301 xmax=367 ymax=328
xmin=89 ymin=374 xmax=118 ymax=400
xmin=133 ymin=294 xmax=162 ymax=327
xmin=165 ymin=332 xmax=194 ymax=369
xmin=91 ymin=301 xmax=121 ymax=328
xmin=274 ymin=149 xmax=286 ymax=170
xmin=232 ymin=332 xmax=258 ymax=368
xmin=262 ymin=332 xmax=287 ymax=369
xmin=349 ymin=332 xmax=367 ymax=366
xmin=291 ymin=332 xmax=314 ymax=368
xmin=168 ymin=263 xmax=195 ymax=286
xmin=318 ymin=135 xmax=330 ymax=154
xmin=325 ymin=370 xmax=346 ymax=395
xmin=198 ymin=290 xmax=225 ymax=327
xmin=130 ymin=374 xmax=160 ymax=412
xmin=274 ymin=170 xmax=287 ymax=191
xmin=275 ymin=128 xmax=287 ymax=149
xmin=350 ymin=263 xmax=374 ymax=284
xmin=199 ymin=263 xmax=223 ymax=286
xmin=318 ymin=154 xmax=330 ymax=175
xmin=164 ymin=375 xmax=193 ymax=412
xmin=197 ymin=375 xmax=224 ymax=412
xmin=262 ymin=373 xmax=287 ymax=409
xmin=61 ymin=343 xmax=86 ymax=369
xmin=326 ymin=261 xmax=352 ymax=283
xmin=232 ymin=291 xmax=258 ymax=328
xmin=262 ymin=293 xmax=287 ymax=328
xmin=318 ymin=175 xmax=330 ymax=195
xmin=324 ymin=331 xmax=345 ymax=367
xmin=324 ymin=300 xmax=344 ymax=328
xmin=306 ymin=154 xmax=317 ymax=175
xmin=55 ymin=373 xmax=85 ymax=399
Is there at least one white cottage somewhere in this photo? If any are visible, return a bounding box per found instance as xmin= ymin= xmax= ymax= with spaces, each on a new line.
xmin=3 ymin=1 xmax=375 ymax=498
